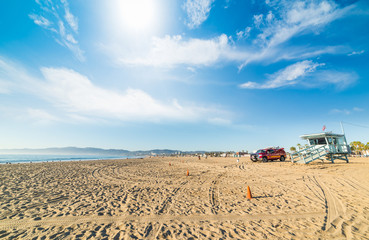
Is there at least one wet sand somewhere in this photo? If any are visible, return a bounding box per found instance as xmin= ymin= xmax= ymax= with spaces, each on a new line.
xmin=0 ymin=156 xmax=368 ymax=239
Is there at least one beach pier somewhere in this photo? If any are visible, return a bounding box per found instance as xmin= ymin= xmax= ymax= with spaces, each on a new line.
xmin=291 ymin=132 xmax=350 ymax=164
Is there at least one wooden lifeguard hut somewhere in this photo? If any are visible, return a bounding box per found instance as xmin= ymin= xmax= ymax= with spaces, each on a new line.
xmin=290 ymin=132 xmax=350 ymax=164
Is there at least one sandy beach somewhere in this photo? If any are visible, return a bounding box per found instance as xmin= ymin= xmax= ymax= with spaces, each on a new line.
xmin=0 ymin=156 xmax=368 ymax=239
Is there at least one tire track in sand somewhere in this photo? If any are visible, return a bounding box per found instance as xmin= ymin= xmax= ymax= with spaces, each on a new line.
xmin=240 ymin=163 xmax=322 ymax=204
xmin=146 ymin=180 xmax=191 ymax=240
xmin=328 ymin=176 xmax=369 ymax=239
xmin=149 ymin=169 xmax=213 ymax=239
xmin=0 ymin=212 xmax=325 ymax=230
xmin=338 ymin=177 xmax=369 ymax=198
xmin=209 ymin=173 xmax=225 ymax=214
xmin=312 ymin=176 xmax=345 ymax=231
xmin=91 ymin=164 xmax=134 ymax=185
xmin=156 ymin=181 xmax=188 ymax=215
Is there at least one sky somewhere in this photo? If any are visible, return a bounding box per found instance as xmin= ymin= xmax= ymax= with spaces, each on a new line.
xmin=1 ymin=0 xmax=369 ymax=152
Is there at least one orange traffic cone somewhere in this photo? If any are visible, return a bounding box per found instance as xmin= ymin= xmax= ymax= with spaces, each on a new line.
xmin=169 ymin=162 xmax=171 ymax=166
xmin=186 ymin=169 xmax=189 ymax=176
xmin=247 ymin=186 xmax=252 ymax=200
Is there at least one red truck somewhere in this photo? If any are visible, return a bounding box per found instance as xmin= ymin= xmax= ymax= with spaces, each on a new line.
xmin=250 ymin=147 xmax=286 ymax=162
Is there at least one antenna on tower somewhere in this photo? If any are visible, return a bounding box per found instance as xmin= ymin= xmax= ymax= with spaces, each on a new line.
xmin=340 ymin=121 xmax=345 ymax=135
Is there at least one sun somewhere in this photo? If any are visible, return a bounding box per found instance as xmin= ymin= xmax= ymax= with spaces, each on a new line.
xmin=113 ymin=0 xmax=159 ymax=34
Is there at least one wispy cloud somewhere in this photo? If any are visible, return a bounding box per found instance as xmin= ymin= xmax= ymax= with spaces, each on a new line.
xmin=118 ymin=34 xmax=246 ymax=67
xmin=238 ymin=0 xmax=355 ymax=69
xmin=236 ymin=27 xmax=252 ymax=40
xmin=29 ymin=0 xmax=84 ymax=61
xmin=29 ymin=14 xmax=52 ymax=27
xmin=183 ymin=0 xmax=215 ymax=29
xmin=311 ymin=71 xmax=358 ymax=90
xmin=97 ymin=0 xmax=358 ymax=95
xmin=108 ymin=34 xmax=346 ymax=71
xmin=0 ymin=57 xmax=35 ymax=94
xmin=27 ymin=108 xmax=59 ymax=125
xmin=258 ymin=1 xmax=351 ymax=48
xmin=240 ymin=60 xmax=324 ymax=89
xmin=108 ymin=1 xmax=355 ymax=71
xmin=330 ymin=107 xmax=364 ymax=115
xmin=240 ymin=60 xmax=357 ymax=90
xmin=39 ymin=67 xmax=193 ymax=121
xmin=353 ymin=107 xmax=364 ymax=112
xmin=348 ymin=50 xmax=365 ymax=56
xmin=0 ymin=56 xmax=230 ymax=123
xmin=330 ymin=108 xmax=351 ymax=115
xmin=0 ymin=59 xmax=13 ymax=94
xmin=61 ymin=0 xmax=78 ymax=33
xmin=207 ymin=117 xmax=232 ymax=126
xmin=224 ymin=0 xmax=232 ymax=9
xmin=0 ymin=82 xmax=11 ymax=94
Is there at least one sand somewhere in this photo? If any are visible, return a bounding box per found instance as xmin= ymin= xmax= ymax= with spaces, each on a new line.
xmin=0 ymin=156 xmax=368 ymax=239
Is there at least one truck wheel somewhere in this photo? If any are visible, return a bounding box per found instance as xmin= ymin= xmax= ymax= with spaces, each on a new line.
xmin=280 ymin=156 xmax=285 ymax=161
xmin=251 ymin=158 xmax=258 ymax=162
xmin=262 ymin=157 xmax=268 ymax=162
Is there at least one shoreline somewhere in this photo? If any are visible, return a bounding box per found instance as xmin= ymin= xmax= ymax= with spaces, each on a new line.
xmin=0 ymin=154 xmax=145 ymax=165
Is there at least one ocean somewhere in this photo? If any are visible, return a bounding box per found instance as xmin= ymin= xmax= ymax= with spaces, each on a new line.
xmin=0 ymin=154 xmax=140 ymax=164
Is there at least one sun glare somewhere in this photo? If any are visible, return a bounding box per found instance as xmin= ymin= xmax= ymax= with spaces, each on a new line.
xmin=114 ymin=0 xmax=158 ymax=34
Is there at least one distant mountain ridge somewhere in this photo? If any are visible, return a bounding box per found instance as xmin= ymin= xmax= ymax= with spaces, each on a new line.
xmin=0 ymin=147 xmax=202 ymax=156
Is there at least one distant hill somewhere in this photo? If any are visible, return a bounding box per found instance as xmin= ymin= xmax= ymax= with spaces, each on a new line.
xmin=0 ymin=147 xmax=203 ymax=156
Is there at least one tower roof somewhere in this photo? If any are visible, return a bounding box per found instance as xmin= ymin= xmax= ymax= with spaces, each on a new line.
xmin=300 ymin=132 xmax=345 ymax=140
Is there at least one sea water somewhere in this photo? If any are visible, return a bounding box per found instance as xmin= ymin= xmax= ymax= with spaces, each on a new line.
xmin=0 ymin=154 xmax=139 ymax=164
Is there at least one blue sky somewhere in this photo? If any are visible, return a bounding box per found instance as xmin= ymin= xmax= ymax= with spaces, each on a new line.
xmin=1 ymin=0 xmax=369 ymax=151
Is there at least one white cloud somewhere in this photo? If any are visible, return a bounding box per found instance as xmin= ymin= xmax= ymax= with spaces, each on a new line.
xmin=0 ymin=57 xmax=230 ymax=123
xmin=65 ymin=34 xmax=77 ymax=44
xmin=236 ymin=27 xmax=252 ymax=40
xmin=224 ymin=0 xmax=231 ymax=9
xmin=330 ymin=108 xmax=351 ymax=115
xmin=238 ymin=0 xmax=355 ymax=70
xmin=348 ymin=50 xmax=365 ymax=56
xmin=100 ymin=0 xmax=356 ymax=82
xmin=266 ymin=11 xmax=274 ymax=23
xmin=208 ymin=117 xmax=232 ymax=126
xmin=313 ymin=71 xmax=357 ymax=90
xmin=240 ymin=60 xmax=324 ymax=89
xmin=281 ymin=45 xmax=348 ymax=60
xmin=104 ymin=32 xmax=342 ymax=70
xmin=29 ymin=14 xmax=52 ymax=27
xmin=240 ymin=59 xmax=356 ymax=90
xmin=38 ymin=68 xmax=230 ymax=122
xmin=253 ymin=14 xmax=264 ymax=28
xmin=259 ymin=1 xmax=352 ymax=47
xmin=238 ymin=45 xmax=347 ymax=69
xmin=61 ymin=0 xmax=78 ymax=33
xmin=0 ymin=80 xmax=11 ymax=94
xmin=0 ymin=57 xmax=36 ymax=93
xmin=64 ymin=10 xmax=78 ymax=33
xmin=119 ymin=34 xmax=246 ymax=67
xmin=27 ymin=108 xmax=59 ymax=124
xmin=40 ymin=68 xmax=183 ymax=121
xmin=353 ymin=107 xmax=364 ymax=112
xmin=0 ymin=59 xmax=14 ymax=94
xmin=29 ymin=0 xmax=84 ymax=61
xmin=330 ymin=107 xmax=364 ymax=115
xmin=183 ymin=0 xmax=215 ymax=29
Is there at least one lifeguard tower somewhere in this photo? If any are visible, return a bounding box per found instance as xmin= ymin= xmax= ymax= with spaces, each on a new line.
xmin=290 ymin=132 xmax=350 ymax=164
